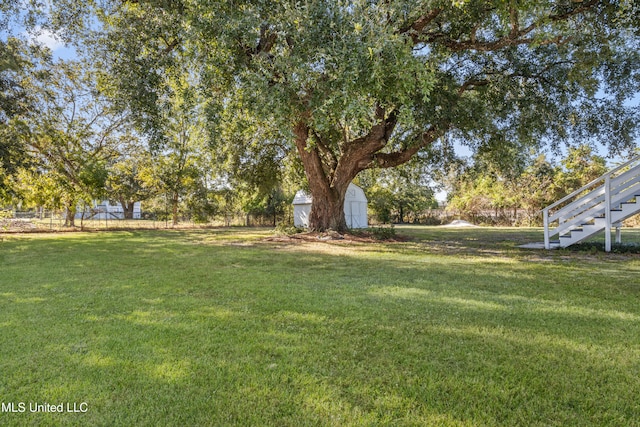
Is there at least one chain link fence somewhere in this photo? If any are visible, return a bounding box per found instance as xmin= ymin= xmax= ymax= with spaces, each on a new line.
xmin=1 ymin=208 xmax=294 ymax=233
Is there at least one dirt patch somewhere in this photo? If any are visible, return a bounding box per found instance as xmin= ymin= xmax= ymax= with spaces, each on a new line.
xmin=441 ymin=220 xmax=479 ymax=228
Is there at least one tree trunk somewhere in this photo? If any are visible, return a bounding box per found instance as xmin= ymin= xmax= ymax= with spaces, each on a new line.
xmin=293 ymin=121 xmax=350 ymax=232
xmin=292 ymin=108 xmax=401 ymax=231
xmin=64 ymin=203 xmax=76 ymax=227
xmin=171 ymin=192 xmax=179 ymax=226
xmin=307 ymin=184 xmax=348 ymax=231
xmin=79 ymin=203 xmax=85 ymax=231
xmin=120 ymin=200 xmax=135 ymax=220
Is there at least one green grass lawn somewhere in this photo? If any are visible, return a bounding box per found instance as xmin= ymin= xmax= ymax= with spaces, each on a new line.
xmin=1 ymin=226 xmax=639 ymax=426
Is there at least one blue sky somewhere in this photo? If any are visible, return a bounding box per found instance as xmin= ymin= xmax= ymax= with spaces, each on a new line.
xmin=30 ymin=27 xmax=77 ymax=60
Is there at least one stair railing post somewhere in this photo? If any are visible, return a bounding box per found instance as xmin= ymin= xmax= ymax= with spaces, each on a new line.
xmin=605 ymin=174 xmax=612 ymax=252
xmin=543 ymin=208 xmax=550 ymax=249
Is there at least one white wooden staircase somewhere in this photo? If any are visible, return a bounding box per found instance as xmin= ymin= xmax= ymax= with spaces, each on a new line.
xmin=543 ymin=156 xmax=640 ymax=251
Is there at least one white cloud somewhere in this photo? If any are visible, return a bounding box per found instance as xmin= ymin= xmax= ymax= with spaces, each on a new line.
xmin=31 ymin=27 xmax=65 ymax=51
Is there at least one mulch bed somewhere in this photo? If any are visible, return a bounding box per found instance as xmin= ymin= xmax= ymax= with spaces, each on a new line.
xmin=264 ymin=230 xmax=409 ymax=244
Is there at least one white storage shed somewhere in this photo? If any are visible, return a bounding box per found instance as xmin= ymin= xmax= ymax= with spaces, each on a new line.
xmin=292 ymin=183 xmax=368 ymax=229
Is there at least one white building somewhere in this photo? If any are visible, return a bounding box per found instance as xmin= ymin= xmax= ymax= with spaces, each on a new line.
xmin=292 ymin=183 xmax=368 ymax=229
xmin=75 ymin=200 xmax=141 ymax=220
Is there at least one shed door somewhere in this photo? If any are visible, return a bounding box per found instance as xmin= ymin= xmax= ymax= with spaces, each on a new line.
xmin=349 ymin=202 xmax=361 ymax=228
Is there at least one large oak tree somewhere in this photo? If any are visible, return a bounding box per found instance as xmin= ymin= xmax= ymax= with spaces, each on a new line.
xmin=70 ymin=0 xmax=639 ymax=230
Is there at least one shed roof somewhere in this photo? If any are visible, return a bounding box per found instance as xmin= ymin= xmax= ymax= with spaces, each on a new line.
xmin=292 ymin=190 xmax=313 ymax=205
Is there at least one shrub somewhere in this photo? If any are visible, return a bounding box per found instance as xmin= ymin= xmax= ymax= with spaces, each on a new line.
xmin=367 ymin=225 xmax=396 ymax=240
xmin=567 ymin=242 xmax=640 ymax=254
xmin=275 ymin=224 xmax=304 ymax=235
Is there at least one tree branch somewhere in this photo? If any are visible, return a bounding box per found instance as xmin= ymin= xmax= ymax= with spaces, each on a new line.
xmin=458 ymin=79 xmax=489 ymax=96
xmin=244 ymin=23 xmax=278 ymax=58
xmin=414 ymin=0 xmax=599 ymax=51
xmin=343 ymin=105 xmax=397 ymax=156
xmin=399 ymin=8 xmax=443 ymax=44
xmin=294 ymin=119 xmax=331 ymax=192
xmin=312 ymin=129 xmax=338 ymax=174
xmin=332 ymin=106 xmax=398 ymax=186
xmin=162 ymin=37 xmax=180 ymax=54
xmin=371 ymin=125 xmax=447 ymax=169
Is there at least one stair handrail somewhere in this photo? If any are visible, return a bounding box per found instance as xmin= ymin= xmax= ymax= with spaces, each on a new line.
xmin=551 ymin=175 xmax=640 ymax=232
xmin=543 ymin=156 xmax=640 ymax=213
xmin=543 ymin=155 xmax=640 ymax=249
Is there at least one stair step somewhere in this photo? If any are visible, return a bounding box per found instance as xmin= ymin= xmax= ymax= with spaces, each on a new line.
xmin=543 ymin=156 xmax=640 ymax=249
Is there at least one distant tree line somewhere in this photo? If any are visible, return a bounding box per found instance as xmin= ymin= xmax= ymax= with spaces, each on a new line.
xmin=446 ymin=146 xmax=613 ymax=226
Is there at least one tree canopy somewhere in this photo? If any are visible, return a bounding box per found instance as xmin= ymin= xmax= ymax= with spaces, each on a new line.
xmin=5 ymin=0 xmax=640 ymax=230
xmin=0 ymin=37 xmax=52 ymax=198
xmin=75 ymin=0 xmax=638 ymax=230
xmin=12 ymin=60 xmax=130 ymax=225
